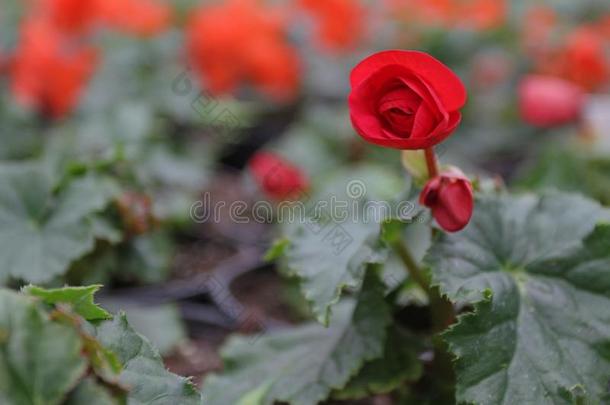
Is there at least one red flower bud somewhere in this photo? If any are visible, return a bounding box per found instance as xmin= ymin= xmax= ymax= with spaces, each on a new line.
xmin=248 ymin=152 xmax=309 ymax=201
xmin=518 ymin=74 xmax=585 ymax=128
xmin=419 ymin=169 xmax=473 ymax=232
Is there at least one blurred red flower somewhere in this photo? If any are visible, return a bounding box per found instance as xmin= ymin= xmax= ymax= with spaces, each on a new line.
xmin=349 ymin=50 xmax=467 ymax=150
xmin=387 ymin=0 xmax=506 ymax=31
xmin=458 ymin=0 xmax=505 ymax=31
xmin=186 ymin=0 xmax=300 ymax=101
xmin=249 ymin=152 xmax=309 ymax=201
xmin=99 ymin=0 xmax=171 ymax=36
xmin=10 ymin=19 xmax=97 ymax=119
xmin=33 ymin=0 xmax=171 ymax=37
xmin=36 ymin=0 xmax=100 ymax=35
xmin=518 ymin=74 xmax=585 ymax=128
xmin=558 ymin=28 xmax=608 ymax=91
xmin=297 ymin=0 xmax=365 ymax=51
xmin=530 ymin=19 xmax=609 ymax=91
xmin=419 ymin=168 xmax=473 ymax=233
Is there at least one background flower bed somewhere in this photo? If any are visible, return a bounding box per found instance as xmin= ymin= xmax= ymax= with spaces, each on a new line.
xmin=0 ymin=0 xmax=609 ymax=404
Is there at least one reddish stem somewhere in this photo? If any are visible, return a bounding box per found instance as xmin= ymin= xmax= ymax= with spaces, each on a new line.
xmin=424 ymin=147 xmax=439 ymax=179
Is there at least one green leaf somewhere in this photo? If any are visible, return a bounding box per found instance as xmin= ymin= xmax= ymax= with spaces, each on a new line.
xmin=278 ymin=165 xmax=412 ymax=324
xmin=0 ymin=289 xmax=87 ymax=405
xmin=23 ymin=284 xmax=111 ymax=321
xmin=100 ymin=304 xmax=186 ymax=356
xmin=95 ymin=313 xmax=201 ymax=405
xmin=429 ymin=192 xmax=605 ymax=303
xmin=71 ymin=232 xmax=173 ymax=286
xmin=203 ymin=269 xmax=391 ymax=405
xmin=280 ymin=217 xmax=385 ymax=325
xmin=90 ymin=215 xmax=123 ymax=244
xmin=264 ymin=238 xmax=290 ymax=262
xmin=427 ymin=192 xmax=610 ymax=404
xmin=119 ymin=232 xmax=173 ymax=284
xmin=333 ymin=328 xmax=423 ymax=400
xmin=516 ymin=146 xmax=610 ymax=205
xmin=65 ymin=377 xmax=122 ymax=405
xmin=0 ymin=165 xmax=118 ymax=283
xmin=516 ymin=147 xmax=586 ymax=194
xmin=53 ymin=175 xmax=119 ymax=226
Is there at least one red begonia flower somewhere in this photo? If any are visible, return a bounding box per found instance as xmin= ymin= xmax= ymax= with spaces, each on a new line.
xmin=349 ymin=50 xmax=467 ymax=150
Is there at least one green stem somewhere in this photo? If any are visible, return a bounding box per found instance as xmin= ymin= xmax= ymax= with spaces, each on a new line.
xmin=392 ymin=241 xmax=430 ymax=294
xmin=392 ymin=241 xmax=455 ymax=331
xmin=429 ymin=287 xmax=456 ymax=332
xmin=393 ymin=240 xmax=456 ymax=396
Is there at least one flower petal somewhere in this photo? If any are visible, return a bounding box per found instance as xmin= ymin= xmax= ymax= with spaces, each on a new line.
xmin=350 ymin=50 xmax=467 ymax=111
xmin=432 ymin=178 xmax=473 ymax=232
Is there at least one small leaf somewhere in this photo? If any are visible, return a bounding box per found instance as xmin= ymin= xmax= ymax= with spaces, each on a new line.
xmin=23 ymin=284 xmax=111 ymax=321
xmin=90 ymin=215 xmax=123 ymax=244
xmin=119 ymin=232 xmax=173 ymax=284
xmin=52 ymin=175 xmax=120 ymax=226
xmin=95 ymin=313 xmax=201 ymax=405
xmin=102 ymin=304 xmax=186 ymax=356
xmin=65 ymin=377 xmax=123 ymax=405
xmin=263 ymin=238 xmax=290 ymax=262
xmin=203 ymin=269 xmax=391 ymax=405
xmin=333 ymin=328 xmax=423 ymax=400
xmin=0 ymin=289 xmax=87 ymax=405
xmin=0 ymin=165 xmax=118 ymax=283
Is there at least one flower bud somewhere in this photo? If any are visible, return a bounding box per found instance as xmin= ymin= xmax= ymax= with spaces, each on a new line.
xmin=248 ymin=152 xmax=309 ymax=201
xmin=419 ymin=169 xmax=473 ymax=232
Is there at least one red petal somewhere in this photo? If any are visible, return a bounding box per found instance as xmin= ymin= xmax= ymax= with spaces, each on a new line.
xmin=383 ymin=111 xmax=461 ymax=150
xmin=432 ymin=179 xmax=473 ymax=232
xmin=419 ymin=176 xmax=442 ymax=206
xmin=350 ymin=50 xmax=467 ymax=111
xmin=348 ymin=85 xmax=386 ymax=140
xmin=410 ymin=103 xmax=438 ymax=139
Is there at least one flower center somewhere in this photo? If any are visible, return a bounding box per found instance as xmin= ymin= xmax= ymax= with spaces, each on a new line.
xmin=378 ymin=87 xmax=421 ymax=136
